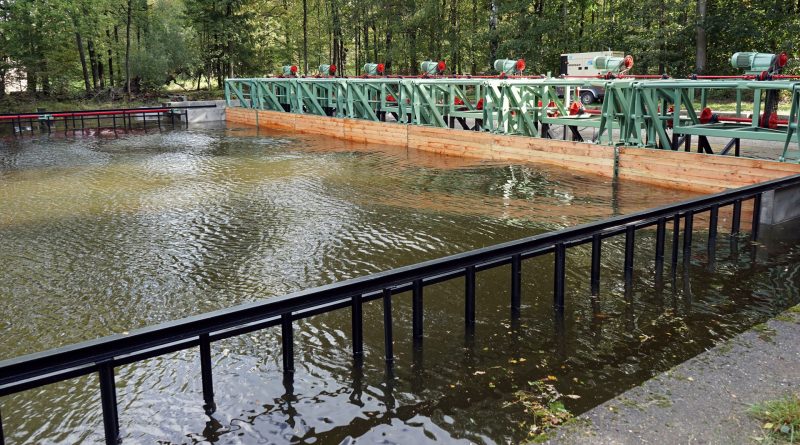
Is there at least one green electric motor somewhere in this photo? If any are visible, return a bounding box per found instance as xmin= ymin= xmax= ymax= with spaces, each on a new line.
xmin=493 ymin=59 xmax=525 ymax=75
xmin=593 ymin=55 xmax=634 ymax=73
xmin=363 ymin=63 xmax=385 ymax=76
xmin=282 ymin=65 xmax=298 ymax=76
xmin=318 ymin=64 xmax=337 ymax=76
xmin=420 ymin=60 xmax=446 ymax=75
xmin=730 ymin=52 xmax=787 ymax=74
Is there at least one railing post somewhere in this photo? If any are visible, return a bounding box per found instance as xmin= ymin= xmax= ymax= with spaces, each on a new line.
xmin=590 ymin=234 xmax=601 ymax=296
xmin=465 ymin=266 xmax=476 ymax=327
xmin=751 ymin=194 xmax=762 ymax=241
xmin=0 ymin=405 xmax=4 ymax=445
xmin=683 ymin=211 xmax=694 ymax=262
xmin=351 ymin=295 xmax=363 ymax=361
xmin=98 ymin=362 xmax=120 ymax=445
xmin=382 ymin=288 xmax=394 ymax=363
xmin=281 ymin=314 xmax=294 ymax=374
xmin=624 ymin=225 xmax=635 ymax=285
xmin=732 ymin=199 xmax=742 ymax=235
xmin=655 ymin=217 xmax=666 ymax=273
xmin=708 ymin=205 xmax=719 ymax=259
xmin=671 ymin=214 xmax=681 ymax=269
xmin=412 ymin=279 xmax=423 ymax=346
xmin=553 ymin=243 xmax=566 ymax=316
xmin=511 ymin=254 xmax=522 ymax=318
xmin=199 ymin=333 xmax=216 ymax=414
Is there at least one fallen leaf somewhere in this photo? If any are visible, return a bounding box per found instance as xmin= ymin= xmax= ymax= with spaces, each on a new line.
xmin=473 ymin=371 xmax=486 ymax=375
xmin=565 ymin=394 xmax=581 ymax=399
xmin=763 ymin=422 xmax=774 ymax=429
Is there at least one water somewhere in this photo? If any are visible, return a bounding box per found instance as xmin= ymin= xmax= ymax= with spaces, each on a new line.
xmin=0 ymin=124 xmax=798 ymax=444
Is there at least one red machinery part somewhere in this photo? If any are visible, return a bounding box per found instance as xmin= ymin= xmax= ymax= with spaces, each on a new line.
xmin=454 ymin=97 xmax=464 ymax=106
xmin=377 ymin=63 xmax=385 ymax=75
xmin=516 ymin=59 xmax=526 ymax=72
xmin=568 ymin=102 xmax=583 ymax=115
xmin=438 ymin=61 xmax=447 ymax=73
xmin=290 ymin=65 xmax=298 ymax=74
xmin=386 ymin=94 xmax=396 ymax=102
xmin=623 ymin=55 xmax=634 ymax=70
xmin=329 ymin=64 xmax=337 ymax=74
xmin=699 ymin=107 xmax=713 ymax=124
xmin=476 ymin=98 xmax=484 ymax=110
xmin=778 ymin=52 xmax=788 ymax=68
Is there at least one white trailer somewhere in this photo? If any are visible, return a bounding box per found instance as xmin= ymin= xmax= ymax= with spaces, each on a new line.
xmin=559 ymin=51 xmax=624 ymax=104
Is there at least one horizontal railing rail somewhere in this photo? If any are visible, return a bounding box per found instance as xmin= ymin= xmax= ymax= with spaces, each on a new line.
xmin=1 ymin=173 xmax=799 ymax=444
xmin=0 ymin=105 xmax=217 ymax=137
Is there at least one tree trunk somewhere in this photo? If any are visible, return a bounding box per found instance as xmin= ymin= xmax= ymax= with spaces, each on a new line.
xmin=385 ymin=29 xmax=392 ymax=71
xmin=303 ymin=0 xmax=309 ymax=75
xmin=98 ymin=60 xmax=105 ymax=89
xmin=125 ymin=0 xmax=133 ymax=96
xmin=107 ymin=48 xmax=114 ymax=87
xmin=0 ymin=62 xmax=5 ymax=99
xmin=489 ymin=0 xmax=498 ymax=69
xmin=75 ymin=32 xmax=91 ymax=94
xmin=449 ymin=0 xmax=458 ymax=73
xmin=88 ymin=39 xmax=99 ymax=89
xmin=695 ymin=0 xmax=707 ymax=74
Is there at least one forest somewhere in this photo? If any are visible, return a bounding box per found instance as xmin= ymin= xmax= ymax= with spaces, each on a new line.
xmin=0 ymin=0 xmax=798 ymax=98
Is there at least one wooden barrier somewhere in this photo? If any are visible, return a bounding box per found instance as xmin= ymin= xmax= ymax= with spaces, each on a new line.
xmin=617 ymin=147 xmax=800 ymax=193
xmin=227 ymin=108 xmax=800 ymax=192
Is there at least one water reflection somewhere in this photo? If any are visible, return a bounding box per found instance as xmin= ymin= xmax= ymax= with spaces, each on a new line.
xmin=0 ymin=125 xmax=798 ymax=444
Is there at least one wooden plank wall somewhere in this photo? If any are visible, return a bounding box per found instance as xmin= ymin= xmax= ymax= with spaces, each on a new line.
xmin=227 ymin=108 xmax=800 ymax=192
xmin=617 ymin=147 xmax=800 ymax=193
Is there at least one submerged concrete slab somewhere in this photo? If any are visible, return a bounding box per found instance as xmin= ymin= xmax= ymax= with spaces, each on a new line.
xmin=548 ymin=307 xmax=800 ymax=444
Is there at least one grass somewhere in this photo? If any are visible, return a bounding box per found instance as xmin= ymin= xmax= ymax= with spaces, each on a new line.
xmin=752 ymin=323 xmax=777 ymax=343
xmin=749 ymin=394 xmax=800 ymax=443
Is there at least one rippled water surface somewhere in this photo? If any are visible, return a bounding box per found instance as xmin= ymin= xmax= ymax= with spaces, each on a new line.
xmin=0 ymin=124 xmax=798 ymax=444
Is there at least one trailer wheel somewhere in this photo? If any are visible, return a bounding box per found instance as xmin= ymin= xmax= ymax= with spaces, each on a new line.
xmin=580 ymin=91 xmax=596 ymax=105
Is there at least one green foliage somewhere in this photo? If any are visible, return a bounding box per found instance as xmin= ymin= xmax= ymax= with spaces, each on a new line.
xmin=749 ymin=394 xmax=800 ymax=444
xmin=0 ymin=0 xmax=798 ymax=97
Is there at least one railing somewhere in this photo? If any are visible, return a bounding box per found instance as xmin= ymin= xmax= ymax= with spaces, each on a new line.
xmin=0 ymin=104 xmax=216 ymax=136
xmin=1 ymin=173 xmax=799 ymax=444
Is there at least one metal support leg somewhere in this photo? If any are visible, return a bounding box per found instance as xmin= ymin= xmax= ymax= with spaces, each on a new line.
xmin=465 ymin=266 xmax=476 ymax=327
xmin=281 ymin=314 xmax=294 ymax=374
xmin=511 ymin=254 xmax=521 ymax=318
xmin=751 ymin=194 xmax=762 ymax=241
xmin=708 ymin=205 xmax=718 ymax=259
xmin=732 ymin=199 xmax=742 ymax=236
xmin=655 ymin=217 xmax=666 ymax=270
xmin=199 ymin=333 xmax=216 ymax=414
xmin=624 ymin=225 xmax=635 ymax=285
xmin=98 ymin=362 xmax=120 ymax=445
xmin=412 ymin=279 xmax=423 ymax=346
xmin=554 ymin=243 xmax=566 ymax=316
xmin=683 ymin=211 xmax=694 ymax=262
xmin=351 ymin=295 xmax=363 ymax=361
xmin=671 ymin=214 xmax=681 ymax=269
xmin=382 ymin=288 xmax=394 ymax=363
xmin=590 ymin=233 xmax=601 ymax=296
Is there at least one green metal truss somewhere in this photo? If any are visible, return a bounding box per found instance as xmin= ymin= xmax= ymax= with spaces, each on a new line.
xmin=225 ymin=76 xmax=800 ymax=162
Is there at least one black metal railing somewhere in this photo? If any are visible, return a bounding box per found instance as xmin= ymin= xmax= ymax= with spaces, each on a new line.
xmin=0 ymin=104 xmax=216 ymax=136
xmin=0 ymin=173 xmax=798 ymax=445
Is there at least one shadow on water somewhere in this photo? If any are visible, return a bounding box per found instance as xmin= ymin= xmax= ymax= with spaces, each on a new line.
xmin=0 ymin=125 xmax=798 ymax=444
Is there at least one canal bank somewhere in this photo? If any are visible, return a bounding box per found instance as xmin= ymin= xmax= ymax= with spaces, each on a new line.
xmin=549 ymin=304 xmax=800 ymax=445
